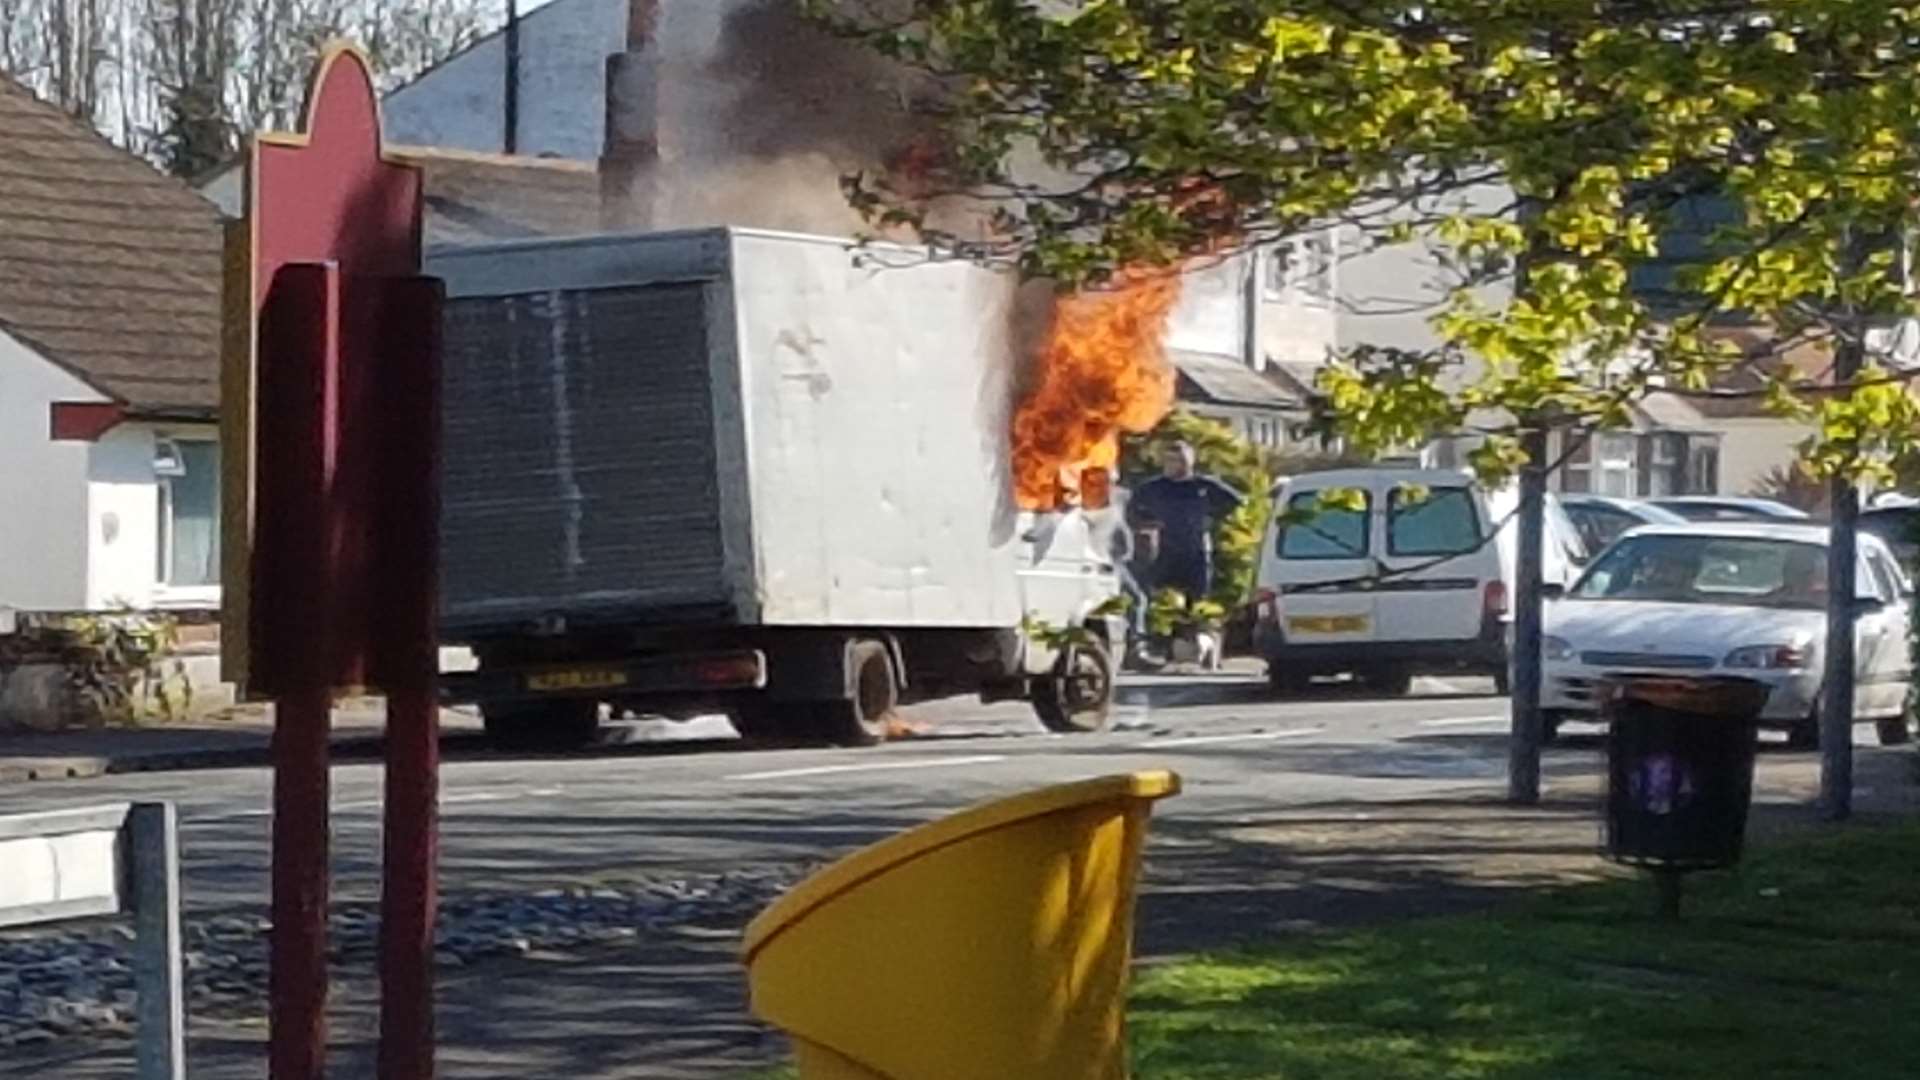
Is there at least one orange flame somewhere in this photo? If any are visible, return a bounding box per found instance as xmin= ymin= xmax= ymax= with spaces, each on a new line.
xmin=1011 ymin=271 xmax=1184 ymax=509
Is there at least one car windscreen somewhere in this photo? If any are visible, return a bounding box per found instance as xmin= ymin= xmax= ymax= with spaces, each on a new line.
xmin=1568 ymin=534 xmax=1830 ymax=609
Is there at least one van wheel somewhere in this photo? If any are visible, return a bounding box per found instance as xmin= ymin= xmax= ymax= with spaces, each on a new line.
xmin=483 ymin=700 xmax=599 ymax=751
xmin=1364 ymin=666 xmax=1414 ymax=697
xmin=811 ymin=640 xmax=899 ymax=747
xmin=1034 ymin=643 xmax=1116 ymax=734
xmin=1875 ymin=716 xmax=1912 ymax=746
xmin=1268 ymin=663 xmax=1310 ymax=697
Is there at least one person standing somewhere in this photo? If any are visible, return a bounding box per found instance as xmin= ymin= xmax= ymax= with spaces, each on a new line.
xmin=1129 ymin=441 xmax=1244 ymax=605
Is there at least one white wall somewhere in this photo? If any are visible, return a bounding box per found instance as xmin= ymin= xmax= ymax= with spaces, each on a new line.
xmin=1337 ymin=181 xmax=1515 ymax=357
xmin=84 ymin=425 xmax=158 ymax=609
xmin=384 ymin=0 xmax=625 ymax=159
xmin=1716 ymin=417 xmax=1814 ymax=497
xmin=0 ymin=329 xmax=98 ymax=611
xmin=1165 ymin=255 xmax=1249 ymax=360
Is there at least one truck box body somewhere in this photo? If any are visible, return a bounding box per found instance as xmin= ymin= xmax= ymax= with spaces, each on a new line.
xmin=431 ymin=228 xmax=1030 ymax=640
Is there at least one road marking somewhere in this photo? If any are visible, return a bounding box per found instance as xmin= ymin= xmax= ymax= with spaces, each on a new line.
xmin=1147 ymin=727 xmax=1323 ymax=748
xmin=726 ymin=754 xmax=1008 ymax=782
xmin=1418 ymin=715 xmax=1509 ymax=728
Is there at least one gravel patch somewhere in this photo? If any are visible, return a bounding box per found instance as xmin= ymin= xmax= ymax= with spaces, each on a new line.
xmin=0 ymin=865 xmax=809 ymax=1047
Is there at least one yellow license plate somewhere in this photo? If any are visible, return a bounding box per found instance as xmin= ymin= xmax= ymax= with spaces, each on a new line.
xmin=526 ymin=669 xmax=629 ymax=692
xmin=1287 ymin=614 xmax=1370 ymax=635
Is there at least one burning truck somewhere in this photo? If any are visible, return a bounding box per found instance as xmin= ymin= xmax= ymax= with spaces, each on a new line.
xmin=432 ymin=227 xmax=1161 ymax=748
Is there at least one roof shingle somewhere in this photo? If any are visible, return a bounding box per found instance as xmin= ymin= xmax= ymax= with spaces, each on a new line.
xmin=0 ymin=76 xmax=223 ymax=413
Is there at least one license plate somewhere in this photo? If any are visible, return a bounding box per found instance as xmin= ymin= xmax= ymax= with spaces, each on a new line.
xmin=1287 ymin=614 xmax=1370 ymax=635
xmin=526 ymin=668 xmax=629 ymax=692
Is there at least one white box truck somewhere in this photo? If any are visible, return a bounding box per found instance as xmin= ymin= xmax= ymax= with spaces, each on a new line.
xmin=431 ymin=228 xmax=1124 ymax=747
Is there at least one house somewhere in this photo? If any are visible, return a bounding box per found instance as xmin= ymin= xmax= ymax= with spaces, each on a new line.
xmin=1333 ymin=182 xmax=1727 ymax=489
xmin=0 ymin=74 xmax=224 ymax=614
xmin=200 ymin=0 xmax=1325 ymax=450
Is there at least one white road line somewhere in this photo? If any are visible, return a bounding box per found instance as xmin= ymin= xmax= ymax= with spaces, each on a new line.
xmin=1418 ymin=715 xmax=1509 ymax=728
xmin=727 ymin=754 xmax=1008 ymax=782
xmin=1147 ymin=727 xmax=1323 ymax=748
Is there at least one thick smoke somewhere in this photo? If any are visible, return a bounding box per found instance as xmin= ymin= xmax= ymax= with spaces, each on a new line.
xmin=638 ymin=0 xmax=948 ymax=235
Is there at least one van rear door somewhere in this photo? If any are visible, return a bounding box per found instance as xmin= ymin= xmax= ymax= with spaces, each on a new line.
xmin=1375 ymin=483 xmax=1494 ymax=643
xmin=1269 ymin=480 xmax=1378 ymax=647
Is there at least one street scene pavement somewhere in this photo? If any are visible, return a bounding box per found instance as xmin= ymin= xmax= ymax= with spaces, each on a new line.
xmin=4 ymin=666 xmax=1912 ymax=1078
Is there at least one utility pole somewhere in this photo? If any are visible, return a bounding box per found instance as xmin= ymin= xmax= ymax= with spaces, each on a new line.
xmin=1821 ymin=334 xmax=1863 ymax=821
xmin=1507 ymin=422 xmax=1547 ymax=804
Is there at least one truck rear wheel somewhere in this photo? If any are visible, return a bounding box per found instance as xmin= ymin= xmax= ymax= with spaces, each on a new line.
xmin=482 ymin=700 xmax=599 ymax=751
xmin=810 ymin=640 xmax=900 ymax=747
xmin=1876 ymin=715 xmax=1911 ymax=746
xmin=1033 ymin=643 xmax=1116 ymax=734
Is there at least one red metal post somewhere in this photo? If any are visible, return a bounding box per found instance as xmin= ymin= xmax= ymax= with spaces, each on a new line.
xmin=257 ymin=262 xmax=343 ymax=1080
xmin=375 ymin=276 xmax=444 ymax=1079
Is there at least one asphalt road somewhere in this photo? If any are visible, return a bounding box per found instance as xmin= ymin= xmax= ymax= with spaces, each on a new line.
xmin=9 ymin=668 xmax=1911 ymax=1079
xmin=0 ymin=667 xmax=1875 ymax=917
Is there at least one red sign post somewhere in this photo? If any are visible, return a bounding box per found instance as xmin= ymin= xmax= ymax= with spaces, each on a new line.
xmin=220 ymin=44 xmax=442 ymax=1079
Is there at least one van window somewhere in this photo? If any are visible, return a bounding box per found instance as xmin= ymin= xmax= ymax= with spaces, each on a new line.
xmin=1279 ymin=492 xmax=1369 ymax=559
xmin=1387 ymin=487 xmax=1480 ymax=557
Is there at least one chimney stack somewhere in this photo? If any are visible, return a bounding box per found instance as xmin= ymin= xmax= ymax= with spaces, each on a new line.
xmin=601 ymin=0 xmax=661 ymax=230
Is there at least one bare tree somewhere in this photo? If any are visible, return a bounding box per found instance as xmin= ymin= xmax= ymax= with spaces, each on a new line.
xmin=1 ymin=0 xmax=498 ymax=173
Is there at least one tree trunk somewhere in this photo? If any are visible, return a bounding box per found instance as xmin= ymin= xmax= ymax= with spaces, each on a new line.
xmin=1820 ymin=338 xmax=1863 ymax=821
xmin=1508 ymin=425 xmax=1548 ymax=804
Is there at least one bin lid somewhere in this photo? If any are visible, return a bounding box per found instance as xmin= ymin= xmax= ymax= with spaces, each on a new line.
xmin=1603 ymin=676 xmax=1771 ymax=718
xmin=741 ymin=770 xmax=1180 ymax=962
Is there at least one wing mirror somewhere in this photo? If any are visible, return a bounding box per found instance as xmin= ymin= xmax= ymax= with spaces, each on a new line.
xmin=1540 ymin=582 xmax=1567 ymax=601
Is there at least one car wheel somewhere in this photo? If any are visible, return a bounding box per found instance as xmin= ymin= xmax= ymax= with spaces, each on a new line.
xmin=1363 ymin=665 xmax=1414 ymax=697
xmin=1875 ymin=715 xmax=1912 ymax=746
xmin=1787 ymin=710 xmax=1820 ymax=751
xmin=482 ymin=700 xmax=600 ymax=751
xmin=1033 ymin=642 xmax=1116 ymax=734
xmin=1541 ymin=711 xmax=1564 ymax=745
xmin=1493 ymin=666 xmax=1512 ymax=697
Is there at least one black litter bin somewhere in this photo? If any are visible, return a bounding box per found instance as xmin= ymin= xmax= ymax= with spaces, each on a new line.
xmin=1604 ymin=677 xmax=1768 ymax=872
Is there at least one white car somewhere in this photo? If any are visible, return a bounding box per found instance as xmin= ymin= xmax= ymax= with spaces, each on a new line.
xmin=1542 ymin=523 xmax=1914 ymax=747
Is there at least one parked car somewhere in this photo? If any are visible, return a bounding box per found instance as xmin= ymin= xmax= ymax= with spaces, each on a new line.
xmin=1560 ymin=495 xmax=1688 ymax=554
xmin=1541 ymin=522 xmax=1913 ymax=747
xmin=1650 ymin=496 xmax=1811 ymax=523
xmin=1860 ymin=499 xmax=1920 ymax=565
xmin=1253 ymin=468 xmax=1586 ymax=696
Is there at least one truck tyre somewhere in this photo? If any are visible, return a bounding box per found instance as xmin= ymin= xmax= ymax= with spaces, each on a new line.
xmin=811 ymin=640 xmax=900 ymax=747
xmin=483 ymin=700 xmax=599 ymax=751
xmin=1875 ymin=715 xmax=1911 ymax=746
xmin=1034 ymin=642 xmax=1116 ymax=734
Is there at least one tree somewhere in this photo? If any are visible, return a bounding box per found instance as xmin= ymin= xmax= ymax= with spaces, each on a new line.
xmin=1 ymin=0 xmax=497 ymax=173
xmin=818 ymin=1 xmax=1920 ymax=815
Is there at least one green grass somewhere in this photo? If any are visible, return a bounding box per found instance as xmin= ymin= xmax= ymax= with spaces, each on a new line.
xmin=1132 ymin=821 xmax=1920 ymax=1079
xmin=733 ymin=822 xmax=1920 ymax=1079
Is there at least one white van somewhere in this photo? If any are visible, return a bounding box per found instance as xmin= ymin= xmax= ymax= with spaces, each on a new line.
xmin=1253 ymin=468 xmax=1586 ymax=695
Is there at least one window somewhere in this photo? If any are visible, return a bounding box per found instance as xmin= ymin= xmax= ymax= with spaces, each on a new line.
xmin=157 ymin=439 xmax=220 ymax=588
xmin=1279 ymin=491 xmax=1369 ymax=559
xmin=1866 ymin=550 xmax=1907 ymax=601
xmin=1592 ymin=433 xmax=1638 ymax=496
xmin=1262 ymin=232 xmax=1335 ymax=303
xmin=1571 ymin=535 xmax=1830 ymax=609
xmin=1387 ymin=487 xmax=1481 ymax=556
